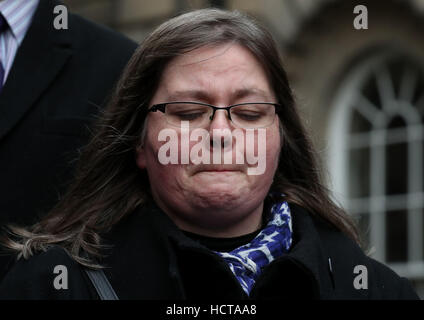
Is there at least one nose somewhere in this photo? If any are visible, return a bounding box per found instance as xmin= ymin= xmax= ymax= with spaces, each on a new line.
xmin=209 ymin=108 xmax=233 ymax=150
xmin=209 ymin=108 xmax=232 ymax=130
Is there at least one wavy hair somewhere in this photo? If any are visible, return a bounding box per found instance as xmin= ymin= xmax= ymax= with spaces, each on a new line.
xmin=1 ymin=8 xmax=359 ymax=268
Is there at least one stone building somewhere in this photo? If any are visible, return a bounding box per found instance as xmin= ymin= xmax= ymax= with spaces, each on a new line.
xmin=62 ymin=0 xmax=424 ymax=298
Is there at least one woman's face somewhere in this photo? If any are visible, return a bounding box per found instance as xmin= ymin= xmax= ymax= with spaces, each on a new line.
xmin=136 ymin=44 xmax=282 ymax=237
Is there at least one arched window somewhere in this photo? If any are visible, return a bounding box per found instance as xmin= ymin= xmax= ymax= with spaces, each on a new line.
xmin=328 ymin=51 xmax=424 ymax=277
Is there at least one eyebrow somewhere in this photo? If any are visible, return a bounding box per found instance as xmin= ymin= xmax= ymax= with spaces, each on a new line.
xmin=166 ymin=88 xmax=274 ymax=102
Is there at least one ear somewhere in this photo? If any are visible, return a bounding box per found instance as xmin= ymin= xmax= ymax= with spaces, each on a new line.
xmin=135 ymin=143 xmax=147 ymax=169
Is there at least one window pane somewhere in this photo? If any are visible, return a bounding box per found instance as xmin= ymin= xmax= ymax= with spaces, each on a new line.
xmin=351 ymin=109 xmax=372 ymax=133
xmin=412 ymin=76 xmax=424 ymax=107
xmin=389 ymin=60 xmax=404 ymax=98
xmin=386 ymin=209 xmax=408 ymax=262
xmin=361 ymin=74 xmax=382 ymax=110
xmin=386 ymin=142 xmax=407 ymax=195
xmin=349 ymin=147 xmax=370 ymax=198
xmin=421 ymin=98 xmax=424 ymax=123
xmin=388 ymin=115 xmax=406 ymax=129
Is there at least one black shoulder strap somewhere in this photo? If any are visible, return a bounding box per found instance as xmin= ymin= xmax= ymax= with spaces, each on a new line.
xmin=84 ymin=268 xmax=119 ymax=300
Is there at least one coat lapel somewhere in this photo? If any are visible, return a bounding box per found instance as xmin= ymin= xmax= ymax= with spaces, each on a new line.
xmin=283 ymin=204 xmax=335 ymax=298
xmin=0 ymin=0 xmax=73 ymax=141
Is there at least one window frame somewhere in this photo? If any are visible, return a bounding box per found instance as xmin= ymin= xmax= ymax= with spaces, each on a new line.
xmin=327 ymin=51 xmax=424 ymax=279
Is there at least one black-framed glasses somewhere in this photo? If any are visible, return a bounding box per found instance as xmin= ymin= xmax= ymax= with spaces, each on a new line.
xmin=148 ymin=101 xmax=282 ymax=129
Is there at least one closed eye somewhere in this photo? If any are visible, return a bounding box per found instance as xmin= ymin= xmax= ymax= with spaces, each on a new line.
xmin=170 ymin=108 xmax=209 ymax=120
xmin=232 ymin=110 xmax=264 ymax=121
xmin=175 ymin=112 xmax=205 ymax=120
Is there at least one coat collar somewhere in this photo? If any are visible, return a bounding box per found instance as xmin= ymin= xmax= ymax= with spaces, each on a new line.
xmin=101 ymin=199 xmax=336 ymax=299
xmin=280 ymin=203 xmax=336 ymax=299
xmin=0 ymin=0 xmax=72 ymax=141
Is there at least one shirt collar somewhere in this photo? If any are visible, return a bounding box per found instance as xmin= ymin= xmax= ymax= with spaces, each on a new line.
xmin=0 ymin=0 xmax=39 ymax=44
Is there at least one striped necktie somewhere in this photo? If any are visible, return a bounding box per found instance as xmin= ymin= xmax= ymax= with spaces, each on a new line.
xmin=0 ymin=13 xmax=8 ymax=94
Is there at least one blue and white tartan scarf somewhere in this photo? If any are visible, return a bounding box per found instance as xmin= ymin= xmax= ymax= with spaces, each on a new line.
xmin=214 ymin=201 xmax=292 ymax=295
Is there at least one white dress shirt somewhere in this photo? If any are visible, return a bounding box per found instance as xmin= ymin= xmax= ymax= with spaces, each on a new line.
xmin=0 ymin=0 xmax=39 ymax=84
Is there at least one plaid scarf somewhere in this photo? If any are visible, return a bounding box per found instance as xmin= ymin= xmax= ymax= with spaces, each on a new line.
xmin=214 ymin=201 xmax=292 ymax=295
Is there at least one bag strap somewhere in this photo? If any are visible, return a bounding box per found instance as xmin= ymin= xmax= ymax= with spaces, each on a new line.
xmin=84 ymin=268 xmax=119 ymax=300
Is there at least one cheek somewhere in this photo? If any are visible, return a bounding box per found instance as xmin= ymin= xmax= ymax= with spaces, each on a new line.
xmin=241 ymin=126 xmax=280 ymax=181
xmin=262 ymin=125 xmax=281 ymax=179
xmin=267 ymin=128 xmax=281 ymax=164
xmin=138 ymin=128 xmax=187 ymax=187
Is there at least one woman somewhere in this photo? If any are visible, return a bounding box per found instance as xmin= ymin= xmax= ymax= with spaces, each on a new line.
xmin=0 ymin=8 xmax=418 ymax=300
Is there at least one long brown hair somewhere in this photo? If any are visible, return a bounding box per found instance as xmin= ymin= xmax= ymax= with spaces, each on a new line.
xmin=1 ymin=8 xmax=359 ymax=268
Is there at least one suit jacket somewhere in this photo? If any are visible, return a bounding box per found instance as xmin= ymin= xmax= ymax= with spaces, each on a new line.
xmin=0 ymin=201 xmax=419 ymax=300
xmin=0 ymin=0 xmax=137 ymax=276
xmin=0 ymin=0 xmax=137 ymax=226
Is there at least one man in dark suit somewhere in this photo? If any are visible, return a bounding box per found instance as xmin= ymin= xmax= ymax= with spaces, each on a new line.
xmin=0 ymin=0 xmax=137 ymax=276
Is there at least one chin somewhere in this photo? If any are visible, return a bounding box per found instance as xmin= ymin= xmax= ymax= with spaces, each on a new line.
xmin=191 ymin=172 xmax=248 ymax=192
xmin=190 ymin=187 xmax=247 ymax=210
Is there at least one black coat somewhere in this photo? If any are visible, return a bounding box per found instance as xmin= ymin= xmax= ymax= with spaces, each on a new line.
xmin=0 ymin=201 xmax=419 ymax=300
xmin=0 ymin=0 xmax=137 ymax=228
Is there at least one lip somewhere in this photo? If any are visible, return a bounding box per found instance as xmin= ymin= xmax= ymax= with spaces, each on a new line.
xmin=192 ymin=164 xmax=245 ymax=174
xmin=200 ymin=170 xmax=238 ymax=172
